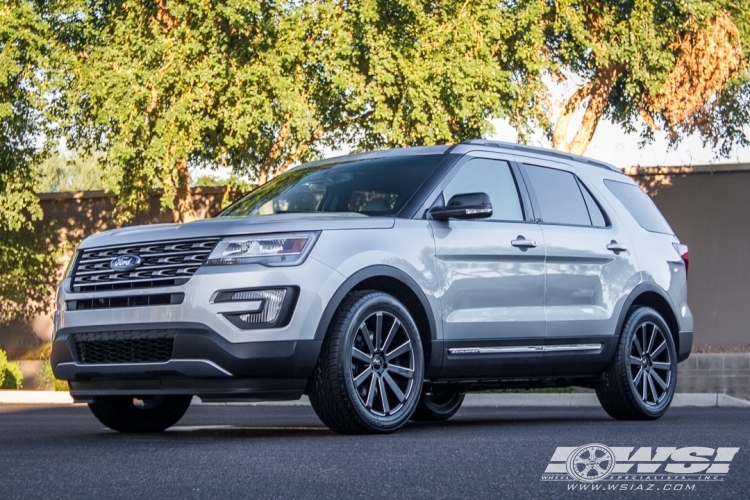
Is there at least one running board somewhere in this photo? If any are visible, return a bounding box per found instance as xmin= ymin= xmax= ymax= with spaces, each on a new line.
xmin=447 ymin=344 xmax=603 ymax=355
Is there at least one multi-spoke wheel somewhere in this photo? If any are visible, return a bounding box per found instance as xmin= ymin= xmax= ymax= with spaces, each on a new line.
xmin=629 ymin=321 xmax=673 ymax=406
xmin=308 ymin=291 xmax=424 ymax=434
xmin=596 ymin=307 xmax=677 ymax=420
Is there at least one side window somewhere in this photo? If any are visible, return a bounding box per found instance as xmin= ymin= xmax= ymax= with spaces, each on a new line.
xmin=442 ymin=158 xmax=524 ymax=222
xmin=578 ymin=180 xmax=608 ymax=228
xmin=604 ymin=179 xmax=673 ymax=234
xmin=523 ymin=164 xmax=591 ymax=226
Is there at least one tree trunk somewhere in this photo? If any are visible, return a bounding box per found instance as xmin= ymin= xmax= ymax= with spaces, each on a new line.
xmin=172 ymin=158 xmax=196 ymax=223
xmin=552 ymin=63 xmax=621 ymax=155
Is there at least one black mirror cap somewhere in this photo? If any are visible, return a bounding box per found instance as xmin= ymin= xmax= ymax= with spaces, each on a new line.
xmin=429 ymin=192 xmax=493 ymax=220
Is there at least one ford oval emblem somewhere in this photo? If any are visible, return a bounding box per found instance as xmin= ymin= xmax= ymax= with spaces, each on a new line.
xmin=110 ymin=255 xmax=142 ymax=272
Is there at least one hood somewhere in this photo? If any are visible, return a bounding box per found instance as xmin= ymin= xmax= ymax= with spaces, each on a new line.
xmin=79 ymin=213 xmax=395 ymax=249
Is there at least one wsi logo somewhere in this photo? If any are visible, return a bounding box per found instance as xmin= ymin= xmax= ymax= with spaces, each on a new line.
xmin=110 ymin=255 xmax=142 ymax=272
xmin=542 ymin=444 xmax=739 ymax=483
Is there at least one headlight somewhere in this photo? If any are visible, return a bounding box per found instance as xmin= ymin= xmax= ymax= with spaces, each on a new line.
xmin=206 ymin=232 xmax=320 ymax=267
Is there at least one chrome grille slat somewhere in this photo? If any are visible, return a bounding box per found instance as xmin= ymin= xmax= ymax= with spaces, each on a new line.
xmin=77 ymin=249 xmax=212 ymax=265
xmin=72 ymin=238 xmax=218 ymax=292
xmin=74 ymin=261 xmax=206 ymax=277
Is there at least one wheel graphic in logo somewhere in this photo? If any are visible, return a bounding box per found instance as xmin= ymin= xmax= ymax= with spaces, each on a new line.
xmin=566 ymin=444 xmax=616 ymax=482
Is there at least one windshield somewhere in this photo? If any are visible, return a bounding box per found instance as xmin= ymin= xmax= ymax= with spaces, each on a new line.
xmin=220 ymin=154 xmax=445 ymax=217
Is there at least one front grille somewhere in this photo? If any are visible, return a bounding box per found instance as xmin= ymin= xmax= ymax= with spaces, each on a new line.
xmin=66 ymin=293 xmax=184 ymax=311
xmin=72 ymin=238 xmax=218 ymax=292
xmin=73 ymin=330 xmax=177 ymax=364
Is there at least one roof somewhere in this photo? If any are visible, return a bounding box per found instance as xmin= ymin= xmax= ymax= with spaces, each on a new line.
xmin=459 ymin=139 xmax=622 ymax=173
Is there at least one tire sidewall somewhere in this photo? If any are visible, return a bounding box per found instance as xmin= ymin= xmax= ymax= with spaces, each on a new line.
xmin=338 ymin=293 xmax=424 ymax=431
xmin=621 ymin=308 xmax=678 ymax=417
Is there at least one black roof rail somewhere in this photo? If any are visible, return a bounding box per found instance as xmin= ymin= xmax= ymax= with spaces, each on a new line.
xmin=460 ymin=139 xmax=622 ymax=173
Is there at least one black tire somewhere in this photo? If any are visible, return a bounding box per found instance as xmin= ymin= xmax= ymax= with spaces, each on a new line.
xmin=88 ymin=395 xmax=192 ymax=432
xmin=309 ymin=291 xmax=424 ymax=434
xmin=596 ymin=307 xmax=677 ymax=420
xmin=411 ymin=387 xmax=465 ymax=421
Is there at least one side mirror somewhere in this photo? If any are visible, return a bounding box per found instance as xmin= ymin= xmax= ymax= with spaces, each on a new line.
xmin=429 ymin=192 xmax=493 ymax=220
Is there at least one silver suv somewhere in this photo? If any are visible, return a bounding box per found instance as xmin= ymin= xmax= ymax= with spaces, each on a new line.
xmin=51 ymin=140 xmax=692 ymax=434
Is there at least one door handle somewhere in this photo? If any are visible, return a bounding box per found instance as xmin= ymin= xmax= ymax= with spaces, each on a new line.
xmin=606 ymin=241 xmax=628 ymax=253
xmin=511 ymin=237 xmax=537 ymax=249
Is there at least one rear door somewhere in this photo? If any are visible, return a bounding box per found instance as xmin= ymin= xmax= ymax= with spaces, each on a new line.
xmin=516 ymin=157 xmax=640 ymax=350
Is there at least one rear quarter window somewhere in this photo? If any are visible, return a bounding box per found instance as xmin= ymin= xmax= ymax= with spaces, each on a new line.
xmin=604 ymin=180 xmax=673 ymax=234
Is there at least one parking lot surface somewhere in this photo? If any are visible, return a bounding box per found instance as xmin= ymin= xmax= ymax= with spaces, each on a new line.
xmin=0 ymin=403 xmax=747 ymax=499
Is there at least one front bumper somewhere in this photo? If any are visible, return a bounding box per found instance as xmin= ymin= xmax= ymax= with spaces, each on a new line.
xmin=51 ymin=322 xmax=321 ymax=402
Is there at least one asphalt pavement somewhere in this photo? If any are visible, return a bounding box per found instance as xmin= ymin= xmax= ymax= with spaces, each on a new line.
xmin=0 ymin=403 xmax=747 ymax=499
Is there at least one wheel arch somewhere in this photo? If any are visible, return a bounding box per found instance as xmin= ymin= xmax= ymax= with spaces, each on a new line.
xmin=615 ymin=283 xmax=681 ymax=357
xmin=314 ymin=265 xmax=439 ymax=372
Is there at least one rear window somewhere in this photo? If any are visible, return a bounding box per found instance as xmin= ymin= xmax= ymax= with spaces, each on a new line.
xmin=604 ymin=180 xmax=673 ymax=234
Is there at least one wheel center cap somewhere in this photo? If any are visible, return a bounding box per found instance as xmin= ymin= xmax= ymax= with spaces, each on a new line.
xmin=372 ymin=355 xmax=384 ymax=372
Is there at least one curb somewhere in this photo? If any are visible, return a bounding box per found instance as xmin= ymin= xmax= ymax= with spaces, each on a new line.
xmin=2 ymin=391 xmax=748 ymax=408
xmin=459 ymin=393 xmax=750 ymax=408
xmin=0 ymin=391 xmax=75 ymax=405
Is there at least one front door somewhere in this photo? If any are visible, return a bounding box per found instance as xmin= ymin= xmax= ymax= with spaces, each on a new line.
xmin=430 ymin=154 xmax=546 ymax=360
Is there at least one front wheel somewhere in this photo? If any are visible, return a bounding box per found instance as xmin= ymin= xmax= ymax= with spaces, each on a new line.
xmin=596 ymin=307 xmax=677 ymax=420
xmin=309 ymin=291 xmax=424 ymax=434
xmin=88 ymin=395 xmax=192 ymax=432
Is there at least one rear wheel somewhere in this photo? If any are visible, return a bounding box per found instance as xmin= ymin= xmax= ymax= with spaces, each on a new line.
xmin=596 ymin=307 xmax=677 ymax=420
xmin=88 ymin=395 xmax=192 ymax=432
xmin=309 ymin=291 xmax=424 ymax=434
xmin=411 ymin=387 xmax=465 ymax=421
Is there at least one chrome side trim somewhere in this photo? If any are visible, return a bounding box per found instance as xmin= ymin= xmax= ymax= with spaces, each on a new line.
xmin=447 ymin=344 xmax=603 ymax=355
xmin=55 ymin=359 xmax=233 ymax=380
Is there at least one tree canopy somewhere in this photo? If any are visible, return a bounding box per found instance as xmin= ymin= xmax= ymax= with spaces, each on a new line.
xmin=41 ymin=0 xmax=750 ymax=222
xmin=541 ymin=0 xmax=749 ymax=155
xmin=0 ymin=1 xmax=59 ymax=319
xmin=50 ymin=0 xmax=551 ymax=222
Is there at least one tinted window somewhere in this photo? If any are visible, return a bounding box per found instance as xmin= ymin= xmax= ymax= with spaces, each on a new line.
xmin=524 ymin=165 xmax=591 ymax=226
xmin=443 ymin=158 xmax=524 ymax=221
xmin=578 ymin=180 xmax=608 ymax=228
xmin=604 ymin=179 xmax=673 ymax=234
xmin=221 ymin=155 xmax=444 ymax=217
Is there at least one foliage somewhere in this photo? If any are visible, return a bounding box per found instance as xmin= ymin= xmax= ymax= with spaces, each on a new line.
xmin=194 ymin=173 xmax=253 ymax=192
xmin=0 ymin=225 xmax=62 ymax=322
xmin=0 ymin=350 xmax=23 ymax=389
xmin=540 ymin=0 xmax=750 ymax=155
xmin=1 ymin=361 xmax=23 ymax=390
xmin=35 ymin=150 xmax=107 ymax=193
xmin=50 ymin=0 xmax=549 ymax=223
xmin=0 ymin=349 xmax=6 ymax=387
xmin=0 ymin=1 xmax=62 ymax=317
xmin=39 ymin=361 xmax=68 ymax=391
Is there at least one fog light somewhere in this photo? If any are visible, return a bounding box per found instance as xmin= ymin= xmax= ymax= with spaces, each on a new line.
xmin=216 ymin=286 xmax=298 ymax=330
xmin=232 ymin=289 xmax=287 ymax=324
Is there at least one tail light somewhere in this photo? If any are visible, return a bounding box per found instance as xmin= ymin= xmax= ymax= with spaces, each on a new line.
xmin=673 ymin=243 xmax=689 ymax=278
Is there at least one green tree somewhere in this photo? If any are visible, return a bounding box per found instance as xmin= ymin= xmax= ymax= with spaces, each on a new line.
xmin=53 ymin=0 xmax=549 ymax=222
xmin=0 ymin=1 xmax=60 ymax=320
xmin=540 ymin=0 xmax=749 ymax=156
